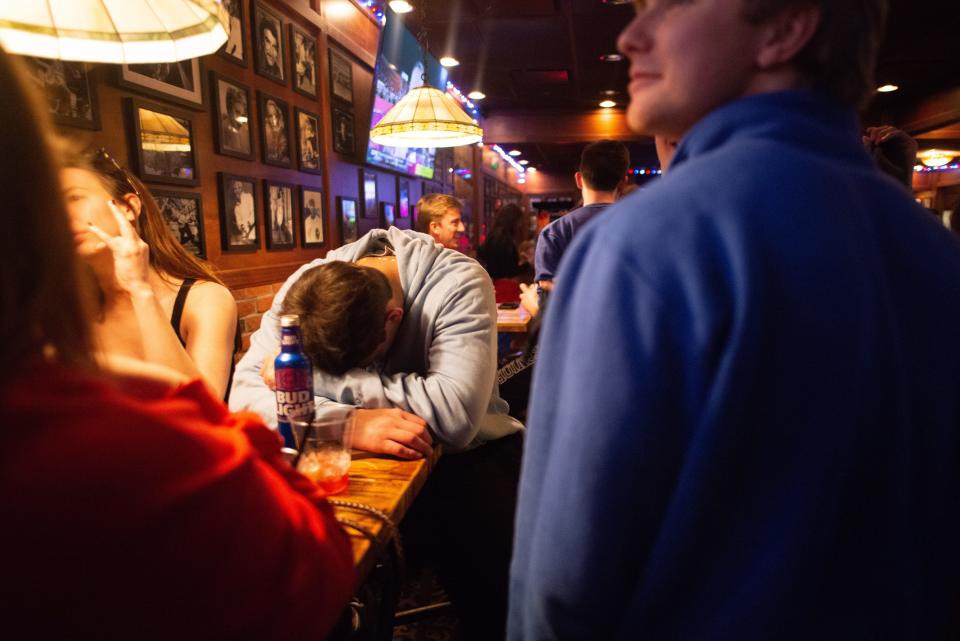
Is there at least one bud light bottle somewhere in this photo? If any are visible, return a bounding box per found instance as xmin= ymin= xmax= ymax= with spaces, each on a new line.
xmin=275 ymin=314 xmax=315 ymax=449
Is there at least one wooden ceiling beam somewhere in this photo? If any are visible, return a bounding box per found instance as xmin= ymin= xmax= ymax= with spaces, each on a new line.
xmin=482 ymin=109 xmax=646 ymax=144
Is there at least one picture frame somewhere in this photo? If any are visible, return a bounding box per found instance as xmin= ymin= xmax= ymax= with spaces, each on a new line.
xmin=126 ymin=98 xmax=199 ymax=187
xmin=295 ymin=108 xmax=322 ymax=175
xmin=217 ymin=0 xmax=247 ymax=67
xmin=264 ymin=180 xmax=296 ymax=250
xmin=153 ymin=189 xmax=206 ymax=259
xmin=253 ymin=1 xmax=286 ymax=85
xmin=332 ymin=106 xmax=355 ymax=156
xmin=257 ymin=91 xmax=292 ymax=167
xmin=337 ymin=196 xmax=359 ymax=244
xmin=26 ymin=57 xmax=100 ymax=130
xmin=210 ymin=71 xmax=253 ymax=160
xmin=118 ymin=59 xmax=205 ymax=110
xmin=218 ymin=173 xmax=260 ymax=252
xmin=381 ymin=201 xmax=396 ymax=228
xmin=398 ymin=178 xmax=410 ymax=218
xmin=360 ymin=169 xmax=378 ymax=219
xmin=328 ymin=48 xmax=353 ymax=104
xmin=300 ymin=186 xmax=326 ymax=248
xmin=290 ymin=24 xmax=318 ymax=99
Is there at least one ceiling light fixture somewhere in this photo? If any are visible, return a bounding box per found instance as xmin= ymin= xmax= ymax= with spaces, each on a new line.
xmin=0 ymin=0 xmax=229 ymax=63
xmin=508 ymin=149 xmax=522 ymax=156
xmin=527 ymin=167 xmax=537 ymax=172
xmin=519 ymin=159 xmax=529 ymax=165
xmin=599 ymin=100 xmax=616 ymax=108
xmin=440 ymin=56 xmax=460 ymax=67
xmin=877 ymin=84 xmax=899 ymax=93
xmin=600 ymin=53 xmax=624 ymax=62
xmin=467 ymin=90 xmax=486 ymax=100
xmin=918 ymin=149 xmax=959 ymax=168
xmin=388 ymin=0 xmax=414 ymax=13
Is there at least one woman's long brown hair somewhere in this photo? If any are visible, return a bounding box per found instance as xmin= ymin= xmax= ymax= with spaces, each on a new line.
xmin=0 ymin=49 xmax=96 ymax=374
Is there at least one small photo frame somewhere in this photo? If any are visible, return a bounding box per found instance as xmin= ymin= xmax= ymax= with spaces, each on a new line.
xmin=332 ymin=107 xmax=355 ymax=155
xmin=265 ymin=180 xmax=296 ymax=249
xmin=218 ymin=0 xmax=247 ymax=66
xmin=398 ymin=178 xmax=410 ymax=218
xmin=295 ymin=108 xmax=322 ymax=174
xmin=258 ymin=91 xmax=291 ymax=167
xmin=119 ymin=59 xmax=205 ymax=110
xmin=328 ymin=48 xmax=353 ymax=104
xmin=26 ymin=57 xmax=99 ymax=130
xmin=153 ymin=190 xmax=206 ymax=259
xmin=300 ymin=186 xmax=325 ymax=248
xmin=253 ymin=1 xmax=285 ymax=85
xmin=218 ymin=173 xmax=260 ymax=251
xmin=290 ymin=24 xmax=318 ymax=99
xmin=361 ymin=169 xmax=378 ymax=219
xmin=126 ymin=98 xmax=198 ymax=186
xmin=210 ymin=72 xmax=253 ymax=160
xmin=381 ymin=202 xmax=396 ymax=227
xmin=338 ymin=196 xmax=358 ymax=244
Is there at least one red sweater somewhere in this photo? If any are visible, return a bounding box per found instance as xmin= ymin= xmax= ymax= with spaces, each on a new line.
xmin=0 ymin=364 xmax=354 ymax=640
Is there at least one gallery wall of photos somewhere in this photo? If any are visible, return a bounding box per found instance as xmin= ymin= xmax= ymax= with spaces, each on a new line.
xmin=22 ymin=0 xmax=454 ymax=290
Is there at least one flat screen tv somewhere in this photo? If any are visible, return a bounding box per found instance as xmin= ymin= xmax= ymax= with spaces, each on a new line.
xmin=366 ymin=9 xmax=448 ymax=179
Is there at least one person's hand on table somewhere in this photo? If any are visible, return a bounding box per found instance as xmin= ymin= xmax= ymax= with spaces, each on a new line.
xmin=519 ymin=283 xmax=539 ymax=317
xmin=352 ymin=408 xmax=433 ymax=460
xmin=260 ymin=347 xmax=281 ymax=390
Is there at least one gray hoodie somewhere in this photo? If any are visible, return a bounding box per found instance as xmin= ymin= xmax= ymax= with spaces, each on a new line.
xmin=229 ymin=227 xmax=523 ymax=450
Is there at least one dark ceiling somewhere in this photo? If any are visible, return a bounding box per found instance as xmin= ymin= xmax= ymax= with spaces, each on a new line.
xmin=397 ymin=0 xmax=960 ymax=175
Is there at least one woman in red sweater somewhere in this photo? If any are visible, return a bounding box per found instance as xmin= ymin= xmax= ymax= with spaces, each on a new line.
xmin=0 ymin=48 xmax=354 ymax=640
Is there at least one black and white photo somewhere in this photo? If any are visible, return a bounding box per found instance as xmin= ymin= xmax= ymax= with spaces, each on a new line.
xmin=300 ymin=187 xmax=325 ymax=248
xmin=26 ymin=57 xmax=99 ymax=129
xmin=218 ymin=173 xmax=259 ymax=251
xmin=154 ymin=190 xmax=206 ymax=258
xmin=127 ymin=99 xmax=198 ymax=186
xmin=265 ymin=181 xmax=295 ymax=250
xmin=291 ymin=25 xmax=317 ymax=99
xmin=328 ymin=48 xmax=353 ymax=104
xmin=332 ymin=107 xmax=355 ymax=155
xmin=218 ymin=0 xmax=246 ymax=66
xmin=295 ymin=108 xmax=321 ymax=174
xmin=211 ymin=72 xmax=252 ymax=159
xmin=120 ymin=59 xmax=205 ymax=110
xmin=253 ymin=2 xmax=285 ymax=84
xmin=258 ymin=92 xmax=291 ymax=167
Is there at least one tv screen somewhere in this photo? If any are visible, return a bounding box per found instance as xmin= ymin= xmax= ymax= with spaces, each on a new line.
xmin=366 ymin=9 xmax=448 ymax=179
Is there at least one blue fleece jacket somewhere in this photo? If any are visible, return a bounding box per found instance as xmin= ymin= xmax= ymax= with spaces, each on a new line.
xmin=509 ymin=91 xmax=960 ymax=640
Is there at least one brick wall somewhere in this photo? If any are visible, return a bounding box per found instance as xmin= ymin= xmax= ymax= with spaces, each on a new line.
xmin=231 ymin=281 xmax=287 ymax=358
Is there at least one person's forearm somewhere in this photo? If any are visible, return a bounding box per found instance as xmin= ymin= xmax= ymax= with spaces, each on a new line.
xmin=128 ymin=284 xmax=205 ymax=383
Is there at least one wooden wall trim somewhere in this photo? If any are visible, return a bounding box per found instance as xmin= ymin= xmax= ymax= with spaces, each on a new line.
xmin=220 ymin=262 xmax=304 ymax=289
xmin=899 ymin=88 xmax=960 ymax=135
xmin=482 ymin=109 xmax=643 ymax=144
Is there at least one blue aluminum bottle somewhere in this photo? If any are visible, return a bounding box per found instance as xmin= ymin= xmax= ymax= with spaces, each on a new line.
xmin=275 ymin=314 xmax=315 ymax=448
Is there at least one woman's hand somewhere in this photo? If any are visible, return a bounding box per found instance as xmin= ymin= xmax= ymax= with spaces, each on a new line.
xmin=87 ymin=199 xmax=151 ymax=294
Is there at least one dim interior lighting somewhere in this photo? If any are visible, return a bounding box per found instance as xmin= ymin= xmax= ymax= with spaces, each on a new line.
xmin=370 ymin=83 xmax=483 ymax=148
xmin=0 ymin=0 xmax=229 ymax=63
xmin=599 ymin=99 xmax=616 ymax=108
xmin=467 ymin=90 xmax=486 ymax=100
xmin=388 ymin=1 xmax=414 ymax=13
xmin=600 ymin=53 xmax=624 ymax=62
xmin=508 ymin=149 xmax=522 ymax=156
xmin=877 ymin=84 xmax=899 ymax=93
xmin=918 ymin=149 xmax=959 ymax=168
xmin=527 ymin=166 xmax=537 ymax=172
xmin=439 ymin=56 xmax=460 ymax=67
xmin=519 ymin=159 xmax=529 ymax=165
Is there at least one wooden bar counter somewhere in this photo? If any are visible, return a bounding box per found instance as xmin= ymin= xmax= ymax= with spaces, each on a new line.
xmin=496 ymin=305 xmax=532 ymax=333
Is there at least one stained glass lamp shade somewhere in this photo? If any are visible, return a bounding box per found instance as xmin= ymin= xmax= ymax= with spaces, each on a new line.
xmin=369 ymin=84 xmax=483 ymax=148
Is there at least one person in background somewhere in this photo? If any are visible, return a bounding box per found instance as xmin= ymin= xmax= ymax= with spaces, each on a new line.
xmin=0 ymin=46 xmax=352 ymax=640
xmin=58 ymin=142 xmax=239 ymax=399
xmin=509 ymin=0 xmax=960 ymax=639
xmin=414 ymin=192 xmax=465 ymax=250
xmin=477 ymin=203 xmax=528 ymax=280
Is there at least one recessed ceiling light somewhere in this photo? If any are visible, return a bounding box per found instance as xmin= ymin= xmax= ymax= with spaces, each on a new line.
xmin=527 ymin=167 xmax=537 ymax=173
xmin=508 ymin=149 xmax=522 ymax=156
xmin=599 ymin=100 xmax=616 ymax=108
xmin=389 ymin=0 xmax=414 ymax=12
xmin=877 ymin=84 xmax=899 ymax=93
xmin=440 ymin=56 xmax=460 ymax=67
xmin=517 ymin=178 xmax=526 ymax=184
xmin=519 ymin=159 xmax=529 ymax=165
xmin=600 ymin=53 xmax=624 ymax=62
xmin=602 ymin=89 xmax=618 ymax=96
xmin=467 ymin=90 xmax=486 ymax=100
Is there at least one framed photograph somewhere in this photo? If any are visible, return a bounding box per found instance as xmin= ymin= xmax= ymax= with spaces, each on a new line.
xmin=210 ymin=72 xmax=252 ymax=160
xmin=381 ymin=202 xmax=396 ymax=227
xmin=295 ymin=108 xmax=322 ymax=174
xmin=360 ymin=170 xmax=378 ymax=219
xmin=26 ymin=57 xmax=99 ymax=130
xmin=328 ymin=48 xmax=353 ymax=104
xmin=258 ymin=91 xmax=291 ymax=167
xmin=338 ymin=196 xmax=358 ymax=245
xmin=126 ymin=98 xmax=198 ymax=186
xmin=290 ymin=24 xmax=318 ymax=99
xmin=398 ymin=178 xmax=410 ymax=218
xmin=300 ymin=186 xmax=325 ymax=248
xmin=218 ymin=0 xmax=247 ymax=66
xmin=264 ymin=180 xmax=296 ymax=250
xmin=331 ymin=107 xmax=355 ymax=155
xmin=119 ymin=59 xmax=205 ymax=110
xmin=153 ymin=190 xmax=206 ymax=259
xmin=218 ymin=173 xmax=259 ymax=251
xmin=253 ymin=1 xmax=285 ymax=85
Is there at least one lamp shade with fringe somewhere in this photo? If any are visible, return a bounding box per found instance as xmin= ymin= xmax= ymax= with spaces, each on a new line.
xmin=370 ymin=84 xmax=483 ymax=148
xmin=0 ymin=0 xmax=229 ymax=63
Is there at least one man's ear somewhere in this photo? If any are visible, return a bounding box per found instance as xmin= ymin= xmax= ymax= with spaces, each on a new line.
xmin=386 ymin=305 xmax=404 ymax=325
xmin=755 ymin=3 xmax=820 ymax=70
xmin=574 ymin=172 xmax=584 ymax=191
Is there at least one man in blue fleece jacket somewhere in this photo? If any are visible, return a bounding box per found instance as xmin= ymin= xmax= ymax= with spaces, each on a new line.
xmin=509 ymin=1 xmax=960 ymax=640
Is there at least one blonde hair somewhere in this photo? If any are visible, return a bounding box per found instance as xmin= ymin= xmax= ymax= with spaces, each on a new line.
xmin=0 ymin=49 xmax=95 ymax=374
xmin=415 ymin=193 xmax=461 ymax=234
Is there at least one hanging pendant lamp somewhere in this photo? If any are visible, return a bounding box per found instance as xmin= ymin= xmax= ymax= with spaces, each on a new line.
xmin=0 ymin=0 xmax=229 ymax=63
xmin=370 ymin=82 xmax=483 ymax=148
